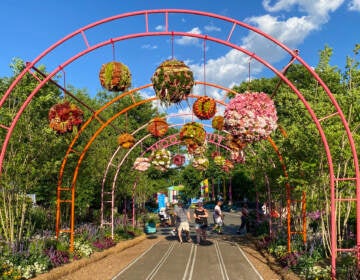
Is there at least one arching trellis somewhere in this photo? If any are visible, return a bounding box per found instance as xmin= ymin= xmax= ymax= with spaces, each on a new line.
xmin=0 ymin=9 xmax=358 ymax=278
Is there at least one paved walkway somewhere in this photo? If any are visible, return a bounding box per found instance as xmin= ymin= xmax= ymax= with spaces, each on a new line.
xmin=111 ymin=211 xmax=264 ymax=280
xmin=112 ymin=237 xmax=263 ymax=280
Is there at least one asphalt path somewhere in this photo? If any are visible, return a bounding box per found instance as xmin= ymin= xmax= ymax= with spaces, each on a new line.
xmin=112 ymin=209 xmax=264 ymax=280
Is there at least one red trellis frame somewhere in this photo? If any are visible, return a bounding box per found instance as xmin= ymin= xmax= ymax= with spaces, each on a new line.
xmin=0 ymin=9 xmax=359 ymax=279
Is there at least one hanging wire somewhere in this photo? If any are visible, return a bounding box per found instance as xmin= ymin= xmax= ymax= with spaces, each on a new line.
xmin=171 ymin=31 xmax=174 ymax=60
xmin=247 ymin=57 xmax=253 ymax=91
xmin=203 ymin=36 xmax=207 ymax=96
xmin=111 ymin=39 xmax=116 ymax=61
xmin=61 ymin=67 xmax=66 ymax=99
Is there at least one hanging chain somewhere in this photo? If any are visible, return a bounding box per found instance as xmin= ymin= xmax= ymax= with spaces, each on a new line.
xmin=203 ymin=36 xmax=207 ymax=96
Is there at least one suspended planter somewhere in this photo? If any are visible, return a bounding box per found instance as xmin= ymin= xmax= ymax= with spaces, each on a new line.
xmin=222 ymin=159 xmax=234 ymax=173
xmin=147 ymin=117 xmax=168 ymax=137
xmin=133 ymin=157 xmax=151 ymax=172
xmin=225 ymin=134 xmax=247 ymax=151
xmin=224 ymin=92 xmax=278 ymax=143
xmin=151 ymin=59 xmax=194 ymax=106
xmin=99 ymin=61 xmax=131 ymax=92
xmin=193 ymin=96 xmax=216 ymax=120
xmin=214 ymin=155 xmax=226 ymax=166
xmin=230 ymin=150 xmax=246 ymax=164
xmin=188 ymin=141 xmax=207 ymax=156
xmin=117 ymin=133 xmax=135 ymax=149
xmin=172 ymin=154 xmax=186 ymax=167
xmin=48 ymin=101 xmax=84 ymax=134
xmin=192 ymin=156 xmax=209 ymax=171
xmin=179 ymin=122 xmax=206 ymax=148
xmin=211 ymin=151 xmax=221 ymax=159
xmin=151 ymin=149 xmax=171 ymax=171
xmin=212 ymin=115 xmax=224 ymax=131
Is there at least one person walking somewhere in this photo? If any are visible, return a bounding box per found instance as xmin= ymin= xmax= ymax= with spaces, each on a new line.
xmin=174 ymin=200 xmax=191 ymax=243
xmin=212 ymin=200 xmax=224 ymax=234
xmin=193 ymin=201 xmax=208 ymax=244
xmin=237 ymin=203 xmax=249 ymax=234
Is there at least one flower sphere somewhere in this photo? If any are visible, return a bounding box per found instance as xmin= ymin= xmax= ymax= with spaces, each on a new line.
xmin=99 ymin=61 xmax=131 ymax=92
xmin=151 ymin=59 xmax=194 ymax=106
xmin=224 ymin=92 xmax=278 ymax=143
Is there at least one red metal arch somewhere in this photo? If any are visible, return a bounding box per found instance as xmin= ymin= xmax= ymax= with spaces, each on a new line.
xmin=0 ymin=10 xmax=358 ymax=278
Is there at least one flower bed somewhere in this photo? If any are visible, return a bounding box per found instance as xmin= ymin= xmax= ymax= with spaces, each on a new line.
xmin=179 ymin=122 xmax=206 ymax=147
xmin=133 ymin=157 xmax=151 ymax=171
xmin=150 ymin=149 xmax=171 ymax=171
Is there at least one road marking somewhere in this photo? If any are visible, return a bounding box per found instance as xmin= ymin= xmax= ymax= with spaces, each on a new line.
xmin=111 ymin=239 xmax=162 ymax=280
xmin=187 ymin=244 xmax=198 ymax=280
xmin=236 ymin=243 xmax=264 ymax=280
xmin=145 ymin=241 xmax=176 ymax=280
xmin=215 ymin=240 xmax=230 ymax=280
xmin=182 ymin=244 xmax=195 ymax=280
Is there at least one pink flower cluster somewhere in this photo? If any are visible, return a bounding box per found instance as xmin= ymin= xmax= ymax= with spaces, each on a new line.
xmin=224 ymin=92 xmax=278 ymax=143
xmin=133 ymin=157 xmax=151 ymax=171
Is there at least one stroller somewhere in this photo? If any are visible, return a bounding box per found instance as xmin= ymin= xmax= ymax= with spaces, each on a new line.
xmin=158 ymin=207 xmax=171 ymax=227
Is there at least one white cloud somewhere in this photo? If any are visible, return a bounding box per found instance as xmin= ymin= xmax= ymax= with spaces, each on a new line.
xmin=155 ymin=25 xmax=165 ymax=31
xmin=348 ymin=0 xmax=360 ymax=10
xmin=175 ymin=27 xmax=202 ymax=46
xmin=141 ymin=44 xmax=158 ymax=50
xmin=204 ymin=24 xmax=221 ymax=32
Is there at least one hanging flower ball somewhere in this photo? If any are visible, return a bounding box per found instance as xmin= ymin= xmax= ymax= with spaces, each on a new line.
xmin=151 ymin=59 xmax=194 ymax=106
xmin=99 ymin=61 xmax=131 ymax=92
xmin=49 ymin=101 xmax=84 ymax=134
xmin=147 ymin=117 xmax=168 ymax=137
xmin=151 ymin=149 xmax=171 ymax=171
xmin=230 ymin=150 xmax=246 ymax=163
xmin=179 ymin=122 xmax=206 ymax=147
xmin=193 ymin=96 xmax=217 ymax=120
xmin=172 ymin=154 xmax=186 ymax=167
xmin=222 ymin=160 xmax=234 ymax=173
xmin=188 ymin=141 xmax=207 ymax=156
xmin=225 ymin=134 xmax=247 ymax=151
xmin=214 ymin=155 xmax=226 ymax=166
xmin=133 ymin=157 xmax=151 ymax=171
xmin=212 ymin=115 xmax=224 ymax=131
xmin=117 ymin=133 xmax=135 ymax=149
xmin=224 ymin=92 xmax=278 ymax=143
xmin=211 ymin=151 xmax=221 ymax=158
xmin=192 ymin=156 xmax=209 ymax=171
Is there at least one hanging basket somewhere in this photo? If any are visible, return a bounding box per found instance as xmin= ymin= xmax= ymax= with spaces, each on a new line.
xmin=99 ymin=61 xmax=131 ymax=92
xmin=192 ymin=156 xmax=209 ymax=171
xmin=48 ymin=101 xmax=84 ymax=134
xmin=151 ymin=149 xmax=171 ymax=171
xmin=225 ymin=134 xmax=247 ymax=151
xmin=193 ymin=96 xmax=217 ymax=120
xmin=172 ymin=154 xmax=186 ymax=167
xmin=230 ymin=150 xmax=246 ymax=164
xmin=179 ymin=122 xmax=206 ymax=147
xmin=133 ymin=157 xmax=151 ymax=171
xmin=151 ymin=59 xmax=194 ymax=106
xmin=212 ymin=115 xmax=224 ymax=131
xmin=147 ymin=117 xmax=168 ymax=137
xmin=224 ymin=92 xmax=278 ymax=143
xmin=214 ymin=155 xmax=226 ymax=166
xmin=222 ymin=159 xmax=234 ymax=173
xmin=117 ymin=133 xmax=135 ymax=149
xmin=187 ymin=141 xmax=207 ymax=156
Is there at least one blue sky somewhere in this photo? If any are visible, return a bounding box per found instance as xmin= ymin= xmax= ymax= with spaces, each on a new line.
xmin=1 ymin=0 xmax=360 ymax=115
